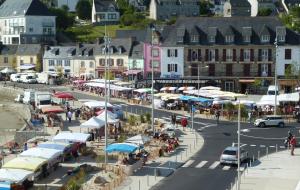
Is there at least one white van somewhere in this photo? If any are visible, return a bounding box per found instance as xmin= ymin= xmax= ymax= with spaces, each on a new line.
xmin=35 ymin=91 xmax=52 ymax=109
xmin=36 ymin=72 xmax=49 ymax=84
xmin=267 ymin=85 xmax=279 ymax=95
xmin=20 ymin=74 xmax=37 ymax=84
xmin=10 ymin=73 xmax=21 ymax=82
xmin=23 ymin=89 xmax=36 ymax=104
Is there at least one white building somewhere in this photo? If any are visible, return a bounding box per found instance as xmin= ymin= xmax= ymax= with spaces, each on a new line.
xmin=160 ymin=47 xmax=184 ymax=78
xmin=92 ymin=0 xmax=120 ymax=25
xmin=276 ymin=46 xmax=300 ymax=76
xmin=0 ymin=0 xmax=56 ymax=45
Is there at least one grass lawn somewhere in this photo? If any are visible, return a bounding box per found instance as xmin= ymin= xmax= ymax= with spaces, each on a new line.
xmin=65 ymin=24 xmax=138 ymax=42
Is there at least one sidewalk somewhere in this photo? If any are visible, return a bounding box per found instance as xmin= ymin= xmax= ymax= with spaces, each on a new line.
xmin=115 ymin=127 xmax=204 ymax=190
xmin=232 ymin=149 xmax=300 ymax=190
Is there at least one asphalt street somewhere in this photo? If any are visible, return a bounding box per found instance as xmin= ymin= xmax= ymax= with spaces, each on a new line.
xmin=4 ymin=82 xmax=300 ymax=190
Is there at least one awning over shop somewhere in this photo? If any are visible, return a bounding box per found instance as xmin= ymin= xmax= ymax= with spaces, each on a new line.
xmin=278 ymin=92 xmax=299 ymax=102
xmin=124 ymin=70 xmax=142 ymax=75
xmin=239 ymin=79 xmax=255 ymax=83
xmin=18 ymin=64 xmax=35 ymax=70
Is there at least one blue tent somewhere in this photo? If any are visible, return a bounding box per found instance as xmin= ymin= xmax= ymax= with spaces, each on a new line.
xmin=106 ymin=143 xmax=139 ymax=153
xmin=0 ymin=181 xmax=11 ymax=190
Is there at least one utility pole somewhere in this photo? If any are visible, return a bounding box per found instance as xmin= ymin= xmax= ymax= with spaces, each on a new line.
xmin=237 ymin=101 xmax=241 ymax=190
xmin=274 ymin=38 xmax=278 ymax=115
xmin=151 ymin=27 xmax=155 ymax=134
xmin=104 ymin=25 xmax=108 ymax=164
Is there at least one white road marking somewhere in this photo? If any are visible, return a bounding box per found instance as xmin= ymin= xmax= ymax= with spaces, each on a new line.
xmin=280 ymin=146 xmax=285 ymax=149
xmin=260 ymin=145 xmax=266 ymax=148
xmin=182 ymin=160 xmax=195 ymax=168
xmin=209 ymin=161 xmax=220 ymax=169
xmin=195 ymin=161 xmax=208 ymax=168
xmin=222 ymin=166 xmax=231 ymax=170
xmin=250 ymin=144 xmax=256 ymax=147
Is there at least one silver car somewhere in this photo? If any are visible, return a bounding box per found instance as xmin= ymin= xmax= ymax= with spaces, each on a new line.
xmin=220 ymin=146 xmax=248 ymax=165
xmin=254 ymin=115 xmax=285 ymax=128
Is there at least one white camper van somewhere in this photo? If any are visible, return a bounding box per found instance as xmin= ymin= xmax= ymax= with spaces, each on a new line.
xmin=23 ymin=89 xmax=36 ymax=104
xmin=10 ymin=73 xmax=21 ymax=82
xmin=35 ymin=91 xmax=52 ymax=109
xmin=20 ymin=74 xmax=37 ymax=84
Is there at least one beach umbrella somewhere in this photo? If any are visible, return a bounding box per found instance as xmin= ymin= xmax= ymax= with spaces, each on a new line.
xmin=106 ymin=143 xmax=139 ymax=153
xmin=125 ymin=135 xmax=151 ymax=146
xmin=53 ymin=92 xmax=75 ymax=100
xmin=41 ymin=106 xmax=64 ymax=114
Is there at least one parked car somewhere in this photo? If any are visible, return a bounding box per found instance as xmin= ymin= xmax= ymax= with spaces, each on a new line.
xmin=254 ymin=115 xmax=285 ymax=128
xmin=14 ymin=94 xmax=24 ymax=103
xmin=220 ymin=146 xmax=248 ymax=165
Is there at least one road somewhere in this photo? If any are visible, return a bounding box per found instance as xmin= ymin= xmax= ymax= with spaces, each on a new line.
xmin=4 ymin=82 xmax=300 ymax=190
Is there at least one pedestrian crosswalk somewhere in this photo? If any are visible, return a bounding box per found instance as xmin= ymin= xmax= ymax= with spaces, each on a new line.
xmin=232 ymin=143 xmax=287 ymax=150
xmin=180 ymin=160 xmax=247 ymax=171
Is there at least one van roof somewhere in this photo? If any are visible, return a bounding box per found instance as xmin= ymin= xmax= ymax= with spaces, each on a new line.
xmin=268 ymin=85 xmax=279 ymax=91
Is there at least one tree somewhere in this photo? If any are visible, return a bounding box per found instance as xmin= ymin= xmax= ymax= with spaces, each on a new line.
xmin=199 ymin=0 xmax=213 ymax=16
xmin=49 ymin=7 xmax=75 ymax=30
xmin=280 ymin=6 xmax=300 ymax=33
xmin=257 ymin=8 xmax=272 ymax=16
xmin=35 ymin=54 xmax=43 ymax=72
xmin=11 ymin=57 xmax=17 ymax=69
xmin=76 ymin=0 xmax=92 ymax=20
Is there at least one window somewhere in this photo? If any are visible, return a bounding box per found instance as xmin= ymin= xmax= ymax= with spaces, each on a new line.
xmin=226 ymin=64 xmax=233 ymax=76
xmin=261 ymin=64 xmax=268 ymax=76
xmin=167 ymin=49 xmax=178 ymax=57
xmin=117 ymin=59 xmax=124 ymax=66
xmin=209 ymin=36 xmax=215 ymax=43
xmin=243 ymin=64 xmax=250 ymax=76
xmin=191 ymin=35 xmax=198 ymax=43
xmin=48 ymin=60 xmax=55 ymax=66
xmin=30 ymin=57 xmax=33 ymax=63
xmin=80 ymin=61 xmax=85 ymax=68
xmin=108 ymin=13 xmax=117 ymax=19
xmin=3 ymin=57 xmax=8 ymax=64
xmin=150 ymin=60 xmax=159 ymax=68
xmin=244 ymin=49 xmax=250 ymax=61
xmin=99 ymin=58 xmax=105 ymax=66
xmin=226 ymin=49 xmax=232 ymax=60
xmin=20 ymin=59 xmax=24 ymax=64
xmin=191 ymin=50 xmax=198 ymax=61
xmin=167 ymin=64 xmax=178 ymax=72
xmin=177 ymin=36 xmax=183 ymax=43
xmin=277 ymin=35 xmax=285 ymax=42
xmin=152 ymin=49 xmax=159 ymax=57
xmin=225 ymin=35 xmax=234 ymax=43
xmin=64 ymin=60 xmax=70 ymax=66
xmin=285 ymin=49 xmax=292 ymax=60
xmin=243 ymin=36 xmax=250 ymax=43
xmin=57 ymin=60 xmax=62 ymax=66
xmin=29 ymin=28 xmax=33 ymax=32
xmin=89 ymin=62 xmax=94 ymax=68
xmin=43 ymin=28 xmax=47 ymax=34
xmin=99 ymin=14 xmax=105 ymax=19
xmin=261 ymin=35 xmax=270 ymax=43
xmin=108 ymin=59 xmax=114 ymax=66
xmin=262 ymin=49 xmax=268 ymax=61
xmin=208 ymin=49 xmax=215 ymax=61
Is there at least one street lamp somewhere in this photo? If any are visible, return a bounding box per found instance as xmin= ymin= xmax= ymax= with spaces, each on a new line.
xmin=151 ymin=26 xmax=155 ymax=135
xmin=237 ymin=100 xmax=241 ymax=190
xmin=188 ymin=65 xmax=208 ymax=96
xmin=104 ymin=26 xmax=109 ymax=164
xmin=274 ymin=38 xmax=278 ymax=115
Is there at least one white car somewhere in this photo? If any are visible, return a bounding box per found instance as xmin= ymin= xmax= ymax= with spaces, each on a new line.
xmin=254 ymin=115 xmax=285 ymax=128
xmin=220 ymin=146 xmax=248 ymax=165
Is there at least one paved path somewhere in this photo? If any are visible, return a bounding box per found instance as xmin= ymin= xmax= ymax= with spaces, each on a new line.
xmin=115 ymin=128 xmax=204 ymax=190
xmin=232 ymin=148 xmax=300 ymax=190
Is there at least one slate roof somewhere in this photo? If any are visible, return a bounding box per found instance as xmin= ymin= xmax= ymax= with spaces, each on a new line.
xmin=115 ymin=29 xmax=147 ymax=42
xmin=0 ymin=45 xmax=18 ymax=55
xmin=94 ymin=0 xmax=118 ymax=12
xmin=0 ymin=0 xmax=54 ymax=17
xmin=162 ymin=16 xmax=300 ymax=46
xmin=95 ymin=38 xmax=133 ymax=55
xmin=43 ymin=46 xmax=77 ymax=59
xmin=284 ymin=0 xmax=300 ymax=7
xmin=76 ymin=44 xmax=96 ymax=59
xmin=130 ymin=41 xmax=144 ymax=59
xmin=16 ymin=44 xmax=41 ymax=55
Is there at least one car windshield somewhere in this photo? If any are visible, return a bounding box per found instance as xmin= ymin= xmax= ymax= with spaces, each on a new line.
xmin=223 ymin=150 xmax=237 ymax=155
xmin=262 ymin=116 xmax=268 ymax=120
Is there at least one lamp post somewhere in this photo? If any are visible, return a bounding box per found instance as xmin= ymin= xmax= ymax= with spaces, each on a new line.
xmin=151 ymin=27 xmax=155 ymax=135
xmin=237 ymin=100 xmax=241 ymax=190
xmin=104 ymin=26 xmax=108 ymax=164
xmin=107 ymin=34 xmax=111 ymax=103
xmin=274 ymin=38 xmax=278 ymax=115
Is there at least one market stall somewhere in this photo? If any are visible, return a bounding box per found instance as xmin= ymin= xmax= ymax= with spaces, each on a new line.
xmin=38 ymin=141 xmax=72 ymax=161
xmin=80 ymin=117 xmax=105 ymax=129
xmin=52 ymin=132 xmax=91 ymax=143
xmin=0 ymin=168 xmax=34 ymax=189
xmin=125 ymin=135 xmax=151 ymax=146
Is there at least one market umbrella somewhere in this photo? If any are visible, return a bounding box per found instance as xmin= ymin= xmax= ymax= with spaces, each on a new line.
xmin=125 ymin=135 xmax=151 ymax=146
xmin=0 ymin=67 xmax=15 ymax=74
xmin=105 ymin=143 xmax=139 ymax=153
xmin=41 ymin=106 xmax=64 ymax=114
xmin=53 ymin=92 xmax=75 ymax=100
xmin=80 ymin=117 xmax=105 ymax=129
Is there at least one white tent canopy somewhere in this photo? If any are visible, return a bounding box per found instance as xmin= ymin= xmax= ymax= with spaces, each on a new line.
xmin=160 ymin=87 xmax=178 ymax=91
xmin=80 ymin=117 xmax=105 ymax=129
xmin=20 ymin=147 xmax=62 ymax=160
xmin=0 ymin=168 xmax=33 ymax=183
xmin=178 ymin=86 xmax=195 ymax=91
xmin=278 ymin=92 xmax=299 ymax=102
xmin=97 ymin=114 xmax=120 ymax=124
xmin=257 ymin=95 xmax=280 ymax=106
xmin=125 ymin=134 xmax=151 ymax=146
xmin=97 ymin=110 xmax=118 ymax=119
xmin=200 ymin=86 xmax=221 ymax=91
xmin=85 ymin=82 xmax=132 ymax=91
xmin=53 ymin=132 xmax=91 ymax=143
xmin=84 ymin=101 xmax=113 ymax=108
xmin=0 ymin=67 xmax=15 ymax=74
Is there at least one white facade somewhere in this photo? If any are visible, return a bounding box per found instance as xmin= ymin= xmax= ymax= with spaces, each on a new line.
xmin=276 ymin=46 xmax=300 ymax=76
xmin=0 ymin=16 xmax=56 ymax=45
xmin=92 ymin=1 xmax=120 ymax=24
xmin=160 ymin=47 xmax=184 ymax=78
xmin=43 ymin=58 xmax=75 ymax=75
xmin=56 ymin=0 xmax=79 ymax=12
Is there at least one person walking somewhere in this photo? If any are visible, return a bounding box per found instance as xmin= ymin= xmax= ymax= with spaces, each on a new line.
xmin=181 ymin=117 xmax=188 ymax=131
xmin=290 ymin=135 xmax=297 ymax=156
xmin=171 ymin=114 xmax=176 ymax=126
xmin=23 ymin=142 xmax=28 ymax=151
xmin=248 ymin=111 xmax=252 ymax=123
xmin=215 ymin=109 xmax=220 ymax=124
xmin=67 ymin=110 xmax=72 ymax=123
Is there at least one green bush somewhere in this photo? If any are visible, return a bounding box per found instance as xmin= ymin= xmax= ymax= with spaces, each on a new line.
xmin=128 ymin=115 xmax=137 ymax=126
xmin=140 ymin=114 xmax=145 ymax=123
xmin=117 ymin=134 xmax=127 ymax=143
xmin=145 ymin=113 xmax=151 ymax=123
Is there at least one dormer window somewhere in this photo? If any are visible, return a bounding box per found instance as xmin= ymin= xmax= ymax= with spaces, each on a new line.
xmin=118 ymin=47 xmax=122 ymax=54
xmin=209 ymin=36 xmax=215 ymax=43
xmin=243 ymin=36 xmax=250 ymax=43
xmin=261 ymin=35 xmax=270 ymax=43
xmin=176 ymin=28 xmax=185 ymax=44
xmin=110 ymin=47 xmax=114 ymax=54
xmin=225 ymin=35 xmax=234 ymax=43
xmin=276 ymin=26 xmax=286 ymax=43
xmin=242 ymin=27 xmax=252 ymax=43
xmin=177 ymin=36 xmax=183 ymax=43
xmin=191 ymin=35 xmax=198 ymax=43
xmin=277 ymin=35 xmax=285 ymax=42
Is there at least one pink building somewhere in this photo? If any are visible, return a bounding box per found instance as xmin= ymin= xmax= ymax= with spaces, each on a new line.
xmin=143 ymin=30 xmax=161 ymax=79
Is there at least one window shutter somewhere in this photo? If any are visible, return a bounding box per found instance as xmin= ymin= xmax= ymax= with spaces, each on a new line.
xmin=175 ymin=49 xmax=178 ymax=57
xmin=187 ymin=49 xmax=191 ymax=61
xmin=268 ymin=49 xmax=272 ymax=61
xmin=250 ymin=49 xmax=254 ymax=61
xmin=215 ymin=49 xmax=219 ymax=61
xmin=258 ymin=49 xmax=262 ymax=61
xmin=198 ymin=49 xmax=201 ymax=61
xmin=205 ymin=49 xmax=209 ymax=61
xmin=258 ymin=64 xmax=261 ymax=76
xmin=223 ymin=49 xmax=226 ymax=61
xmin=168 ymin=50 xmax=170 ymax=57
xmin=240 ymin=49 xmax=244 ymax=61
xmin=268 ymin=64 xmax=272 ymax=76
xmin=233 ymin=49 xmax=236 ymax=61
